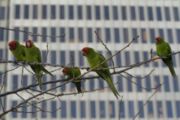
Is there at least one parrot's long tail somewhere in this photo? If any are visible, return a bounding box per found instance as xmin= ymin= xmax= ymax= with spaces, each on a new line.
xmin=74 ymin=81 xmax=82 ymax=93
xmin=106 ymin=77 xmax=120 ymax=99
xmin=36 ymin=73 xmax=43 ymax=90
xmin=168 ymin=65 xmax=176 ymax=78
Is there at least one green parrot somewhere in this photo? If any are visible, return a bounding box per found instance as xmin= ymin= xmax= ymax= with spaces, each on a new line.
xmin=155 ymin=36 xmax=176 ymax=77
xmin=25 ymin=40 xmax=53 ymax=89
xmin=62 ymin=67 xmax=82 ymax=93
xmin=82 ymin=47 xmax=120 ymax=99
xmin=8 ymin=40 xmax=26 ymax=61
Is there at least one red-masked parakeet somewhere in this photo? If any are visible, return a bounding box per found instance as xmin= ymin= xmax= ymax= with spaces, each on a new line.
xmin=25 ymin=40 xmax=53 ymax=89
xmin=82 ymin=47 xmax=119 ymax=99
xmin=155 ymin=37 xmax=176 ymax=77
xmin=62 ymin=67 xmax=82 ymax=93
xmin=8 ymin=40 xmax=26 ymax=61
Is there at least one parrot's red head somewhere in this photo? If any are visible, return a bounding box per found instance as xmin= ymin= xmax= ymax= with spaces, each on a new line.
xmin=155 ymin=36 xmax=162 ymax=43
xmin=25 ymin=40 xmax=33 ymax=48
xmin=81 ymin=47 xmax=90 ymax=56
xmin=62 ymin=67 xmax=69 ymax=75
xmin=8 ymin=40 xmax=17 ymax=50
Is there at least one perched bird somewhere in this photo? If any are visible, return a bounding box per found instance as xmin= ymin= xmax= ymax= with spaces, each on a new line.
xmin=62 ymin=67 xmax=82 ymax=93
xmin=8 ymin=40 xmax=26 ymax=61
xmin=155 ymin=36 xmax=176 ymax=77
xmin=25 ymin=40 xmax=53 ymax=89
xmin=82 ymin=47 xmax=120 ymax=99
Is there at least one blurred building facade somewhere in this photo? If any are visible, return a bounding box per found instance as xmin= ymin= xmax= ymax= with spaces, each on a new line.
xmin=0 ymin=0 xmax=180 ymax=120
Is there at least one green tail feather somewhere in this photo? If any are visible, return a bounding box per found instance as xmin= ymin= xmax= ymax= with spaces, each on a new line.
xmin=36 ymin=73 xmax=43 ymax=90
xmin=42 ymin=66 xmax=53 ymax=76
xmin=168 ymin=65 xmax=176 ymax=78
xmin=106 ymin=77 xmax=120 ymax=99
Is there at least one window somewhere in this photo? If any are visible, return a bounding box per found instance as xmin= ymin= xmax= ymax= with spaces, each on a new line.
xmin=42 ymin=5 xmax=47 ymax=19
xmin=156 ymin=101 xmax=163 ymax=118
xmin=11 ymin=101 xmax=18 ymax=118
xmin=164 ymin=7 xmax=171 ymax=21
xmin=51 ymin=27 xmax=56 ymax=42
xmin=51 ymin=5 xmax=56 ymax=19
xmin=176 ymin=29 xmax=180 ymax=43
xmin=41 ymin=27 xmax=47 ymax=42
xmin=24 ymin=5 xmax=29 ymax=19
xmin=99 ymin=101 xmax=106 ymax=118
xmin=114 ymin=28 xmax=120 ymax=43
xmin=109 ymin=101 xmax=115 ymax=118
xmin=147 ymin=7 xmax=153 ymax=21
xmin=50 ymin=101 xmax=57 ymax=118
xmin=158 ymin=28 xmax=164 ymax=38
xmin=78 ymin=27 xmax=83 ymax=42
xmin=60 ymin=27 xmax=65 ymax=42
xmin=69 ymin=27 xmax=74 ymax=42
xmin=143 ymin=51 xmax=149 ymax=67
xmin=89 ymin=77 xmax=94 ymax=91
xmin=124 ymin=51 xmax=130 ymax=66
xmin=23 ymin=27 xmax=29 ymax=40
xmin=156 ymin=7 xmax=162 ymax=21
xmin=138 ymin=101 xmax=144 ymax=118
xmin=78 ymin=51 xmax=84 ymax=66
xmin=136 ymin=76 xmax=142 ymax=92
xmin=173 ymin=7 xmax=179 ymax=21
xmin=87 ymin=28 xmax=93 ymax=42
xmin=116 ymin=51 xmax=122 ymax=66
xmin=95 ymin=6 xmax=100 ymax=20
xmin=141 ymin=28 xmax=147 ymax=43
xmin=86 ymin=5 xmax=92 ymax=20
xmin=22 ymin=75 xmax=28 ymax=87
xmin=68 ymin=5 xmax=74 ymax=19
xmin=176 ymin=101 xmax=180 ymax=117
xmin=130 ymin=6 xmax=136 ymax=20
xmin=77 ymin=5 xmax=83 ymax=19
xmin=60 ymin=51 xmax=66 ymax=65
xmin=172 ymin=77 xmax=179 ymax=92
xmin=69 ymin=51 xmax=75 ymax=65
xmin=98 ymin=78 xmax=104 ymax=89
xmin=51 ymin=76 xmax=56 ymax=91
xmin=105 ymin=28 xmax=111 ymax=42
xmin=167 ymin=29 xmax=173 ymax=43
xmin=90 ymin=101 xmax=96 ymax=118
xmin=131 ymin=28 xmax=138 ymax=43
xmin=41 ymin=50 xmax=47 ymax=63
xmin=80 ymin=101 xmax=86 ymax=118
xmin=149 ymin=28 xmax=155 ymax=43
xmin=31 ymin=101 xmax=37 ymax=118
xmin=41 ymin=101 xmax=47 ymax=118
xmin=32 ymin=27 xmax=38 ymax=42
xmin=60 ymin=76 xmax=66 ymax=92
xmin=128 ymin=101 xmax=134 ymax=118
xmin=0 ymin=6 xmax=5 ymax=20
xmin=119 ymin=101 xmax=125 ymax=118
xmin=51 ymin=51 xmax=56 ymax=64
xmin=71 ymin=101 xmax=76 ymax=118
xmin=113 ymin=6 xmax=118 ymax=20
xmin=166 ymin=101 xmax=173 ymax=118
xmin=21 ymin=103 xmax=27 ymax=118
xmin=145 ymin=76 xmax=151 ymax=92
xmin=117 ymin=76 xmax=123 ymax=92
xmin=134 ymin=51 xmax=140 ymax=63
xmin=32 ymin=5 xmax=38 ymax=19
xmin=127 ymin=77 xmax=132 ymax=92
xmin=15 ymin=5 xmax=20 ymax=19
xmin=163 ymin=75 xmax=170 ymax=92
xmin=41 ymin=76 xmax=47 ymax=91
xmin=104 ymin=6 xmax=109 ymax=20
xmin=139 ymin=6 xmax=144 ymax=20
xmin=0 ymin=49 xmax=3 ymax=59
xmin=0 ymin=28 xmax=4 ymax=41
xmin=12 ymin=75 xmax=18 ymax=90
xmin=59 ymin=5 xmax=65 ymax=19
xmin=122 ymin=6 xmax=127 ymax=20
xmin=147 ymin=101 xmax=154 ymax=117
xmin=61 ymin=101 xmax=66 ymax=118
xmin=123 ymin=28 xmax=129 ymax=43
xmin=154 ymin=76 xmax=161 ymax=91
